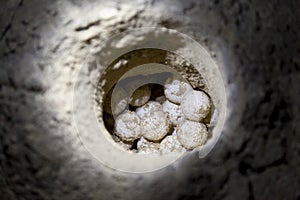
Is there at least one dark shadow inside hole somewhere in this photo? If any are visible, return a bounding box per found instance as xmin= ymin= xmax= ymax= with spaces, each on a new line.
xmin=103 ymin=112 xmax=115 ymax=133
xmin=128 ymin=104 xmax=136 ymax=111
xmin=149 ymin=84 xmax=165 ymax=101
xmin=130 ymin=139 xmax=139 ymax=150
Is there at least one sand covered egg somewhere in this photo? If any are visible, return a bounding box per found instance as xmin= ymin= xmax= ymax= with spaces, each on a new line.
xmin=177 ymin=120 xmax=208 ymax=149
xmin=181 ymin=90 xmax=211 ymax=122
xmin=136 ymin=101 xmax=163 ymax=118
xmin=159 ymin=133 xmax=185 ymax=154
xmin=164 ymin=79 xmax=193 ymax=104
xmin=115 ymin=111 xmax=141 ymax=141
xmin=137 ymin=137 xmax=160 ymax=155
xmin=162 ymin=100 xmax=185 ymax=126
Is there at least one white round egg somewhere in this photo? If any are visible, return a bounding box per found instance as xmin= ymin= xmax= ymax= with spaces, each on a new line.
xmin=181 ymin=90 xmax=211 ymax=122
xmin=160 ymin=134 xmax=185 ymax=154
xmin=137 ymin=137 xmax=160 ymax=155
xmin=162 ymin=100 xmax=185 ymax=126
xmin=177 ymin=120 xmax=208 ymax=149
xmin=164 ymin=79 xmax=192 ymax=104
xmin=115 ymin=111 xmax=141 ymax=141
xmin=129 ymin=85 xmax=151 ymax=107
xmin=140 ymin=110 xmax=170 ymax=141
xmin=136 ymin=101 xmax=163 ymax=118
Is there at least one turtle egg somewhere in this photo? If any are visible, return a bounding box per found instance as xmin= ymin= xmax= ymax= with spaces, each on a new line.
xmin=140 ymin=110 xmax=170 ymax=141
xmin=136 ymin=101 xmax=163 ymax=118
xmin=177 ymin=120 xmax=208 ymax=149
xmin=181 ymin=90 xmax=211 ymax=122
xmin=115 ymin=111 xmax=141 ymax=141
xmin=160 ymin=134 xmax=185 ymax=154
xmin=164 ymin=79 xmax=193 ymax=104
xmin=162 ymin=100 xmax=185 ymax=126
xmin=137 ymin=137 xmax=160 ymax=155
xmin=129 ymin=85 xmax=151 ymax=107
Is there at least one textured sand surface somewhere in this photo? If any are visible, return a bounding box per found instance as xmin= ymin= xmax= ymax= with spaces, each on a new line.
xmin=0 ymin=0 xmax=299 ymax=199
